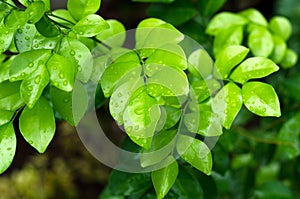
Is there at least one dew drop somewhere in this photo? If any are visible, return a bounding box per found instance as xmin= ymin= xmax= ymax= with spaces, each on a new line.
xmin=63 ymin=81 xmax=68 ymax=86
xmin=117 ymin=93 xmax=122 ymax=97
xmin=28 ymin=140 xmax=33 ymax=144
xmin=134 ymin=125 xmax=139 ymax=130
xmin=0 ymin=40 xmax=4 ymax=44
xmin=64 ymin=99 xmax=69 ymax=103
xmin=11 ymin=77 xmax=16 ymax=81
xmin=28 ymin=86 xmax=33 ymax=91
xmin=34 ymin=76 xmax=41 ymax=84
xmin=70 ymin=50 xmax=75 ymax=56
xmin=7 ymin=147 xmax=12 ymax=151
xmin=34 ymin=44 xmax=39 ymax=48
xmin=25 ymin=36 xmax=30 ymax=40
xmin=77 ymin=66 xmax=82 ymax=71
xmin=59 ymin=73 xmax=64 ymax=79
xmin=28 ymin=62 xmax=34 ymax=68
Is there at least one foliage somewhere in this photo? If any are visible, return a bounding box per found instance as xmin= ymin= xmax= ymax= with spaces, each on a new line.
xmin=0 ymin=0 xmax=299 ymax=198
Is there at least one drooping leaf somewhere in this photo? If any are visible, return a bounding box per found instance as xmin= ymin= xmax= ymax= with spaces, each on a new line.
xmin=35 ymin=15 xmax=61 ymax=38
xmin=206 ymin=12 xmax=248 ymax=36
xmin=280 ymin=48 xmax=298 ymax=69
xmin=248 ymin=26 xmax=274 ymax=57
xmin=238 ymin=8 xmax=268 ymax=26
xmin=19 ymin=97 xmax=55 ymax=153
xmin=46 ymin=54 xmax=75 ymax=92
xmin=188 ymin=48 xmax=213 ymax=78
xmin=212 ymin=82 xmax=243 ymax=129
xmin=242 ymin=82 xmax=281 ymax=117
xmin=72 ymin=14 xmax=109 ymax=37
xmin=269 ymin=35 xmax=287 ymax=64
xmin=0 ymin=123 xmax=16 ymax=174
xmin=152 ymin=157 xmax=178 ymax=199
xmin=269 ymin=16 xmax=292 ymax=41
xmin=25 ymin=1 xmax=45 ymax=24
xmin=176 ymin=135 xmax=212 ymax=175
xmin=214 ymin=45 xmax=249 ymax=79
xmin=198 ymin=0 xmax=227 ymax=17
xmin=0 ymin=81 xmax=24 ymax=111
xmin=67 ymin=0 xmax=101 ymax=21
xmin=0 ymin=110 xmax=14 ymax=126
xmin=230 ymin=57 xmax=279 ymax=84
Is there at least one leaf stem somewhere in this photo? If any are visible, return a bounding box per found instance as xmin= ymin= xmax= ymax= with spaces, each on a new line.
xmin=47 ymin=13 xmax=76 ymax=25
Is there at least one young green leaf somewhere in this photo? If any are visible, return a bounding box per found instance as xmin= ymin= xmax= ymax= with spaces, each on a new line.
xmin=4 ymin=10 xmax=28 ymax=30
xmin=72 ymin=14 xmax=109 ymax=37
xmin=0 ymin=21 xmax=14 ymax=54
xmin=15 ymin=24 xmax=37 ymax=53
xmin=248 ymin=26 xmax=274 ymax=57
xmin=25 ymin=1 xmax=45 ymax=24
xmin=0 ymin=110 xmax=14 ymax=126
xmin=214 ymin=45 xmax=249 ymax=79
xmin=280 ymin=49 xmax=298 ymax=69
xmin=188 ymin=49 xmax=213 ymax=78
xmin=58 ymin=37 xmax=93 ymax=82
xmin=0 ymin=123 xmax=16 ymax=174
xmin=47 ymin=54 xmax=75 ymax=92
xmin=19 ymin=97 xmax=55 ymax=153
xmin=269 ymin=35 xmax=287 ymax=64
xmin=269 ymin=16 xmax=292 ymax=41
xmin=238 ymin=8 xmax=268 ymax=26
xmin=212 ymin=82 xmax=243 ymax=129
xmin=176 ymin=135 xmax=212 ymax=175
xmin=230 ymin=57 xmax=279 ymax=84
xmin=35 ymin=15 xmax=61 ymax=38
xmin=206 ymin=12 xmax=248 ymax=36
xmin=152 ymin=157 xmax=178 ymax=199
xmin=67 ymin=0 xmax=101 ymax=21
xmin=49 ymin=9 xmax=76 ymax=28
xmin=0 ymin=81 xmax=24 ymax=111
xmin=242 ymin=82 xmax=281 ymax=117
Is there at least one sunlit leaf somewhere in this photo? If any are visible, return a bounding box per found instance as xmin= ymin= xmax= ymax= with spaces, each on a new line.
xmin=248 ymin=26 xmax=274 ymax=57
xmin=269 ymin=35 xmax=287 ymax=64
xmin=280 ymin=48 xmax=298 ymax=69
xmin=188 ymin=49 xmax=213 ymax=78
xmin=67 ymin=0 xmax=101 ymax=21
xmin=269 ymin=16 xmax=292 ymax=41
xmin=0 ymin=110 xmax=14 ymax=126
xmin=0 ymin=81 xmax=24 ymax=111
xmin=239 ymin=8 xmax=268 ymax=26
xmin=0 ymin=123 xmax=16 ymax=174
xmin=25 ymin=1 xmax=45 ymax=24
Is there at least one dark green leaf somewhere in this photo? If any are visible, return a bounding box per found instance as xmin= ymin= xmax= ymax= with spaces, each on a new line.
xmin=35 ymin=15 xmax=60 ymax=38
xmin=67 ymin=0 xmax=101 ymax=21
xmin=19 ymin=97 xmax=55 ymax=153
xmin=133 ymin=0 xmax=174 ymax=2
xmin=198 ymin=0 xmax=227 ymax=17
xmin=0 ymin=123 xmax=16 ymax=174
xmin=0 ymin=81 xmax=24 ymax=111
xmin=0 ymin=110 xmax=14 ymax=126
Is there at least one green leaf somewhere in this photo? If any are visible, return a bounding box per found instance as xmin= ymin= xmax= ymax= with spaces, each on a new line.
xmin=50 ymin=81 xmax=88 ymax=126
xmin=0 ymin=110 xmax=14 ymax=126
xmin=46 ymin=54 xmax=75 ymax=92
xmin=214 ymin=45 xmax=249 ymax=79
xmin=4 ymin=10 xmax=28 ymax=30
xmin=147 ymin=1 xmax=196 ymax=26
xmin=0 ymin=0 xmax=14 ymax=20
xmin=269 ymin=35 xmax=287 ymax=64
xmin=0 ymin=123 xmax=16 ymax=174
xmin=140 ymin=129 xmax=177 ymax=167
xmin=20 ymin=65 xmax=49 ymax=108
xmin=19 ymin=97 xmax=55 ymax=153
xmin=283 ymin=73 xmax=300 ymax=101
xmin=35 ymin=15 xmax=60 ymax=38
xmin=72 ymin=14 xmax=109 ymax=37
xmin=0 ymin=56 xmax=13 ymax=83
xmin=276 ymin=113 xmax=300 ymax=160
xmin=238 ymin=8 xmax=268 ymax=26
xmin=189 ymin=77 xmax=210 ymax=103
xmin=269 ymin=16 xmax=292 ymax=41
xmin=213 ymin=26 xmax=244 ymax=56
xmin=248 ymin=26 xmax=274 ymax=57
xmin=0 ymin=81 xmax=24 ymax=111
xmin=162 ymin=106 xmax=181 ymax=129
xmin=58 ymin=37 xmax=93 ymax=82
xmin=49 ymin=9 xmax=76 ymax=28
xmin=213 ymin=82 xmax=243 ymax=129
xmin=280 ymin=48 xmax=298 ymax=69
xmin=10 ymin=49 xmax=52 ymax=81
xmin=152 ymin=157 xmax=178 ymax=199
xmin=188 ymin=49 xmax=213 ymax=78
xmin=15 ymin=24 xmax=37 ymax=53
xmin=25 ymin=1 xmax=45 ymax=24
xmin=133 ymin=0 xmax=174 ymax=2
xmin=96 ymin=19 xmax=126 ymax=47
xmin=32 ymin=27 xmax=61 ymax=50
xmin=0 ymin=21 xmax=14 ymax=54
xmin=176 ymin=135 xmax=212 ymax=175
xmin=230 ymin=57 xmax=279 ymax=84
xmin=198 ymin=0 xmax=226 ymax=17
xmin=67 ymin=0 xmax=101 ymax=21
xmin=242 ymin=82 xmax=281 ymax=117
xmin=123 ymin=88 xmax=161 ymax=149
xmin=206 ymin=12 xmax=248 ymax=36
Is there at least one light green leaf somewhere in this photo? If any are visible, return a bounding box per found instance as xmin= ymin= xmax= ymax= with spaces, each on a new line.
xmin=239 ymin=8 xmax=268 ymax=26
xmin=15 ymin=24 xmax=37 ymax=53
xmin=67 ymin=0 xmax=101 ymax=21
xmin=269 ymin=35 xmax=287 ymax=64
xmin=176 ymin=135 xmax=212 ymax=175
xmin=32 ymin=28 xmax=61 ymax=50
xmin=0 ymin=110 xmax=14 ymax=126
xmin=0 ymin=21 xmax=14 ymax=54
xmin=10 ymin=49 xmax=52 ymax=81
xmin=49 ymin=9 xmax=76 ymax=28
xmin=242 ymin=82 xmax=281 ymax=117
xmin=198 ymin=0 xmax=226 ymax=17
xmin=212 ymin=82 xmax=243 ymax=129
xmin=230 ymin=57 xmax=279 ymax=84
xmin=206 ymin=12 xmax=248 ymax=36
xmin=123 ymin=88 xmax=161 ymax=149
xmin=25 ymin=1 xmax=45 ymax=24
xmin=0 ymin=0 xmax=14 ymax=20
xmin=248 ymin=27 xmax=274 ymax=57
xmin=19 ymin=97 xmax=55 ymax=153
xmin=214 ymin=45 xmax=249 ymax=79
xmin=213 ymin=26 xmax=243 ymax=56
xmin=269 ymin=16 xmax=292 ymax=41
xmin=20 ymin=65 xmax=49 ymax=108
xmin=35 ymin=15 xmax=60 ymax=38
xmin=4 ymin=10 xmax=28 ymax=30
xmin=50 ymin=81 xmax=88 ymax=126
xmin=0 ymin=123 xmax=16 ymax=174
xmin=96 ymin=19 xmax=126 ymax=47
xmin=189 ymin=77 xmax=210 ymax=103
xmin=0 ymin=81 xmax=24 ymax=111
xmin=72 ymin=14 xmax=109 ymax=37
xmin=162 ymin=106 xmax=181 ymax=129
xmin=280 ymin=48 xmax=298 ymax=69
xmin=152 ymin=157 xmax=178 ymax=199
xmin=47 ymin=54 xmax=75 ymax=92
xmin=58 ymin=37 xmax=93 ymax=82
xmin=0 ymin=56 xmax=13 ymax=83
xmin=188 ymin=49 xmax=213 ymax=78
